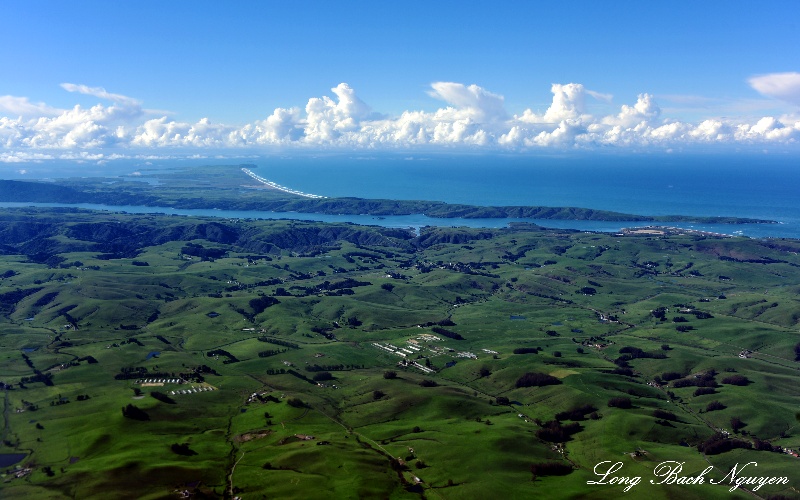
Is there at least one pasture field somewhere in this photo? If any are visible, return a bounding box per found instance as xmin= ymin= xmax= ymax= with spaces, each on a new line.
xmin=0 ymin=207 xmax=799 ymax=499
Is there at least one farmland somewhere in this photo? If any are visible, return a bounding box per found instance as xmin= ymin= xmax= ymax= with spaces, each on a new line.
xmin=1 ymin=207 xmax=799 ymax=499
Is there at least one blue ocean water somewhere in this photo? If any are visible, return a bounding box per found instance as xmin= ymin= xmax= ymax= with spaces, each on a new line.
xmin=1 ymin=153 xmax=798 ymax=238
xmin=257 ymin=154 xmax=799 ymax=220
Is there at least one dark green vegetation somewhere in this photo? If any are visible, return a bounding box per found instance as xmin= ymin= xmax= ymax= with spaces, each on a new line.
xmin=0 ymin=164 xmax=775 ymax=224
xmin=1 ymin=206 xmax=799 ymax=499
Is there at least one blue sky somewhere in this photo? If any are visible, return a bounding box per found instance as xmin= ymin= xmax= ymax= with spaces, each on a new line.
xmin=1 ymin=1 xmax=799 ymax=159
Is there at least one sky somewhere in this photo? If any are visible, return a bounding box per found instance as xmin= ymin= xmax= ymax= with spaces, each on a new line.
xmin=1 ymin=0 xmax=800 ymax=161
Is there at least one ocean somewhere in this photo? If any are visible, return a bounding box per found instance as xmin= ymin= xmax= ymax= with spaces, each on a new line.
xmin=2 ymin=153 xmax=799 ymax=238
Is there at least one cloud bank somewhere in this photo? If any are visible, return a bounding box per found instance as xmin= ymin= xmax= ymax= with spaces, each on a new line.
xmin=1 ymin=75 xmax=799 ymax=161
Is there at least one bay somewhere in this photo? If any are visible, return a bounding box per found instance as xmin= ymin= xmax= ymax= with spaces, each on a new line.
xmin=0 ymin=202 xmax=792 ymax=239
xmin=1 ymin=153 xmax=798 ymax=238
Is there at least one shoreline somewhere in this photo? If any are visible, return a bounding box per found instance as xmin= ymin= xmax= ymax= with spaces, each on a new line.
xmin=620 ymin=226 xmax=736 ymax=238
xmin=241 ymin=168 xmax=326 ymax=199
xmin=1 ymin=203 xmax=795 ymax=240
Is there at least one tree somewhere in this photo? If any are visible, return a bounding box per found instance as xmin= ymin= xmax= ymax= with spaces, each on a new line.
xmin=607 ymin=397 xmax=632 ymax=409
xmin=121 ymin=403 xmax=149 ymax=421
xmin=516 ymin=372 xmax=561 ymax=388
xmin=653 ymin=409 xmax=678 ymax=421
xmin=151 ymin=391 xmax=176 ymax=404
xmin=721 ymin=375 xmax=750 ymax=386
xmin=530 ymin=462 xmax=573 ymax=479
xmin=170 ymin=443 xmax=197 ymax=456
xmin=536 ymin=420 xmax=582 ymax=442
xmin=383 ymin=370 xmax=397 ymax=379
xmin=479 ymin=367 xmax=491 ymax=377
xmin=381 ymin=283 xmax=395 ymax=292
xmin=555 ymin=404 xmax=598 ymax=421
xmin=373 ymin=390 xmax=385 ymax=400
xmin=312 ymin=372 xmax=334 ymax=382
xmin=286 ymin=397 xmax=305 ymax=408
xmin=730 ymin=416 xmax=746 ymax=432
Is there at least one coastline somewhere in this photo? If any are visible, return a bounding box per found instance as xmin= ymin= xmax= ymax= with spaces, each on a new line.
xmin=1 ymin=203 xmax=797 ymax=240
xmin=241 ymin=168 xmax=326 ymax=199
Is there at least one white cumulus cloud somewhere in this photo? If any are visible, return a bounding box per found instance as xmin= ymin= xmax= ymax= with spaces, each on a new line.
xmin=1 ymin=79 xmax=800 ymax=160
xmin=428 ymin=82 xmax=508 ymax=122
xmin=0 ymin=96 xmax=63 ymax=118
xmin=304 ymin=83 xmax=373 ymax=142
xmin=517 ymin=83 xmax=588 ymax=124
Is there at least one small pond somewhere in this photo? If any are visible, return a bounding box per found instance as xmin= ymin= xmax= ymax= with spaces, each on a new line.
xmin=0 ymin=453 xmax=27 ymax=467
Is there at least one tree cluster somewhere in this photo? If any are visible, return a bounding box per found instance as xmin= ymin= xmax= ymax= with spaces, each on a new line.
xmin=697 ymin=433 xmax=750 ymax=455
xmin=555 ymin=404 xmax=598 ymax=421
xmin=721 ymin=374 xmax=750 ymax=386
xmin=207 ymin=349 xmax=239 ymax=364
xmin=536 ymin=420 xmax=582 ymax=442
xmin=607 ymin=397 xmax=632 ymax=409
xmin=652 ymin=409 xmax=678 ymax=421
xmin=305 ymin=363 xmax=362 ymax=372
xmin=181 ymin=243 xmax=227 ymax=260
xmin=258 ymin=349 xmax=285 ymax=358
xmin=530 ymin=462 xmax=574 ymax=478
xmin=151 ymin=391 xmax=177 ymax=404
xmin=670 ymin=370 xmax=717 ymax=389
xmin=515 ymin=372 xmax=562 ymax=388
xmin=249 ymin=295 xmax=280 ymax=315
xmin=431 ymin=326 xmax=465 ymax=340
xmin=257 ymin=337 xmax=299 ymax=349
xmin=122 ymin=404 xmax=149 ymax=421
xmin=170 ymin=443 xmax=197 ymax=456
xmin=286 ymin=398 xmax=306 ymax=408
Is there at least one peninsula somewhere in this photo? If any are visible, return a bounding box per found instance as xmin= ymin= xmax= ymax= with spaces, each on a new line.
xmin=0 ymin=164 xmax=777 ymax=225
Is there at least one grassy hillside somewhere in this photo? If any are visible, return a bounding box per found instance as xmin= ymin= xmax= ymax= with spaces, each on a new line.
xmin=0 ymin=207 xmax=798 ymax=499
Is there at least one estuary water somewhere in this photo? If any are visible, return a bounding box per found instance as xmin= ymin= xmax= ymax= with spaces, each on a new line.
xmin=1 ymin=153 xmax=799 ymax=238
